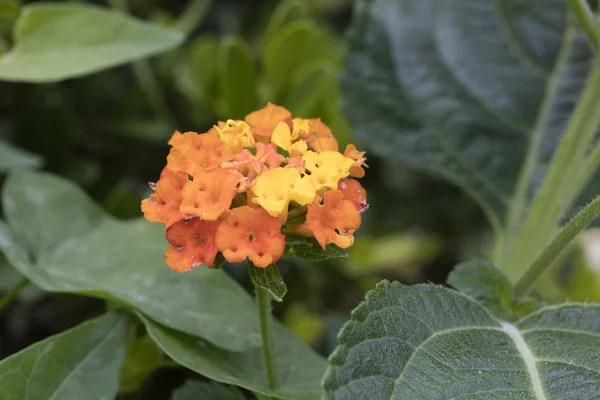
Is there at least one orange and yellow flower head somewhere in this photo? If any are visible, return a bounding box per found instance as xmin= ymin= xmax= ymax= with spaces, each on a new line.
xmin=141 ymin=103 xmax=368 ymax=271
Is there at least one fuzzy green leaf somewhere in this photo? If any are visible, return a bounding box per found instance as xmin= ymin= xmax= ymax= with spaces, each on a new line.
xmin=324 ymin=281 xmax=600 ymax=399
xmin=284 ymin=235 xmax=348 ymax=261
xmin=248 ymin=263 xmax=287 ymax=302
xmin=0 ymin=313 xmax=128 ymax=400
xmin=0 ymin=3 xmax=184 ymax=82
xmin=343 ymin=0 xmax=593 ymax=232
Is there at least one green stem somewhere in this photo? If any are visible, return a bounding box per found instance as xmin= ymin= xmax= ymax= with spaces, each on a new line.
xmin=568 ymin=0 xmax=600 ymax=48
xmin=256 ymin=286 xmax=278 ymax=397
xmin=173 ymin=0 xmax=213 ymax=35
xmin=503 ymin=54 xmax=600 ymax=282
xmin=496 ymin=24 xmax=577 ymax=266
xmin=0 ymin=278 xmax=29 ymax=313
xmin=107 ymin=0 xmax=178 ymax=129
xmin=515 ymin=195 xmax=600 ymax=296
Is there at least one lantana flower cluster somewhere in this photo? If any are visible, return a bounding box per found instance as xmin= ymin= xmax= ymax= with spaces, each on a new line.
xmin=141 ymin=103 xmax=368 ymax=271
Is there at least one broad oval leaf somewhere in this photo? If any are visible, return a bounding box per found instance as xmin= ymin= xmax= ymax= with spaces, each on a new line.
xmin=323 ymin=281 xmax=600 ymax=399
xmin=0 ymin=312 xmax=129 ymax=400
xmin=0 ymin=138 xmax=42 ymax=172
xmin=0 ymin=3 xmax=184 ymax=82
xmin=0 ymin=170 xmax=260 ymax=352
xmin=343 ymin=0 xmax=593 ymax=232
xmin=142 ymin=314 xmax=327 ymax=400
xmin=171 ymin=380 xmax=245 ymax=400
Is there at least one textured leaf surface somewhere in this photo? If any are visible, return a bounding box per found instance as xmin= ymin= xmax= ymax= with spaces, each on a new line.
xmin=448 ymin=260 xmax=543 ymax=321
xmin=0 ymin=138 xmax=42 ymax=171
xmin=0 ymin=171 xmax=260 ymax=352
xmin=0 ymin=313 xmax=128 ymax=400
xmin=343 ymin=0 xmax=594 ymax=230
xmin=143 ymin=314 xmax=326 ymax=400
xmin=323 ymin=281 xmax=600 ymax=399
xmin=248 ymin=263 xmax=287 ymax=302
xmin=171 ymin=380 xmax=245 ymax=400
xmin=0 ymin=3 xmax=184 ymax=82
xmin=284 ymin=235 xmax=347 ymax=261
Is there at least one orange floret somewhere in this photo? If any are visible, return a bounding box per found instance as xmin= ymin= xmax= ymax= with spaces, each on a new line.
xmin=245 ymin=102 xmax=292 ymax=138
xmin=167 ymin=131 xmax=233 ymax=175
xmin=179 ymin=169 xmax=239 ymax=220
xmin=338 ymin=178 xmax=368 ymax=213
xmin=141 ymin=167 xmax=188 ymax=229
xmin=343 ymin=144 xmax=367 ymax=178
xmin=303 ymin=189 xmax=361 ymax=249
xmin=165 ymin=217 xmax=221 ymax=271
xmin=215 ymin=206 xmax=285 ymax=268
xmin=304 ymin=119 xmax=339 ymax=152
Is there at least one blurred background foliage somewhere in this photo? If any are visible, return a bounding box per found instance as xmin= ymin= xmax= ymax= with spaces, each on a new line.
xmin=3 ymin=0 xmax=582 ymax=397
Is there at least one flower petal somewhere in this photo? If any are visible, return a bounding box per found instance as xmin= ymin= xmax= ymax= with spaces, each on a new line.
xmin=141 ymin=167 xmax=188 ymax=228
xmin=338 ymin=178 xmax=368 ymax=213
xmin=167 ymin=131 xmax=233 ymax=175
xmin=216 ymin=206 xmax=285 ymax=268
xmin=179 ymin=169 xmax=239 ymax=220
xmin=245 ymin=103 xmax=292 ymax=137
xmin=165 ymin=218 xmax=221 ymax=271
xmin=303 ymin=189 xmax=361 ymax=249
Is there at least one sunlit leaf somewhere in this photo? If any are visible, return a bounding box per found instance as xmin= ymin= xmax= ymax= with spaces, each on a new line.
xmin=0 ymin=3 xmax=184 ymax=82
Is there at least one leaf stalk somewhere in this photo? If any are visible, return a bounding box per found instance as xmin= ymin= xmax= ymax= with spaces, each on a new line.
xmin=515 ymin=195 xmax=600 ymax=296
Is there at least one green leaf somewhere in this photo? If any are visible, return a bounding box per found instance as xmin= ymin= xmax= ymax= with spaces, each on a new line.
xmin=263 ymin=0 xmax=309 ymax=43
xmin=263 ymin=21 xmax=318 ymax=100
xmin=171 ymin=380 xmax=245 ymax=400
xmin=142 ymin=314 xmax=326 ymax=400
xmin=176 ymin=36 xmax=219 ymax=105
xmin=283 ymin=60 xmax=337 ymax=117
xmin=0 ymin=312 xmax=129 ymax=400
xmin=324 ymin=281 xmax=600 ymax=399
xmin=119 ymin=334 xmax=162 ymax=393
xmin=248 ymin=263 xmax=287 ymax=302
xmin=0 ymin=138 xmax=42 ymax=171
xmin=448 ymin=260 xmax=542 ymax=320
xmin=0 ymin=3 xmax=184 ymax=82
xmin=448 ymin=260 xmax=514 ymax=317
xmin=343 ymin=0 xmax=591 ymax=232
xmin=216 ymin=36 xmax=259 ymax=119
xmin=0 ymin=170 xmax=261 ymax=352
xmin=0 ymin=0 xmax=20 ymax=35
xmin=284 ymin=235 xmax=348 ymax=261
